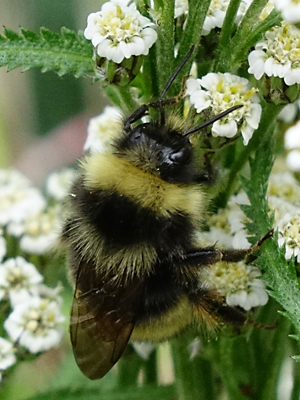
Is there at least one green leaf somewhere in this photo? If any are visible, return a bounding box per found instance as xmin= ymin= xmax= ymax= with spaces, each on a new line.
xmin=26 ymin=385 xmax=176 ymax=400
xmin=0 ymin=27 xmax=95 ymax=78
xmin=241 ymin=120 xmax=300 ymax=351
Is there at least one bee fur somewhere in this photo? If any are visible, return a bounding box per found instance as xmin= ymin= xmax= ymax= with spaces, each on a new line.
xmin=62 ymin=48 xmax=270 ymax=379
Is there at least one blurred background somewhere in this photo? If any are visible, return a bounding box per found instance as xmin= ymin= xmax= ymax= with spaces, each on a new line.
xmin=0 ymin=2 xmax=119 ymax=398
xmin=0 ymin=0 xmax=109 ymax=186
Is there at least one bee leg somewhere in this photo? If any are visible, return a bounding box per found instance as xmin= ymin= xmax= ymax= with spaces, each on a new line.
xmin=221 ymin=229 xmax=274 ymax=262
xmin=189 ymin=288 xmax=247 ymax=327
xmin=176 ymin=229 xmax=274 ymax=268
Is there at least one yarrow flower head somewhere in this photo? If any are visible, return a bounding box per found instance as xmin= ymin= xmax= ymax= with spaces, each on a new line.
xmin=0 ymin=257 xmax=43 ymax=307
xmin=7 ymin=205 xmax=63 ymax=255
xmin=276 ymin=212 xmax=300 ymax=262
xmin=284 ymin=120 xmax=300 ymax=172
xmin=0 ymin=169 xmax=46 ymax=227
xmin=186 ymin=73 xmax=262 ymax=145
xmin=202 ymin=0 xmax=230 ymax=36
xmin=274 ymin=0 xmax=300 ymax=23
xmin=201 ymin=191 xmax=251 ymax=249
xmin=84 ymin=0 xmax=157 ymax=64
xmin=4 ymin=296 xmax=65 ymax=354
xmin=201 ymin=0 xmax=274 ymax=36
xmin=84 ymin=106 xmax=123 ymax=153
xmin=248 ymin=21 xmax=300 ymax=86
xmin=200 ymin=262 xmax=269 ymax=311
xmin=175 ymin=0 xmax=189 ymax=18
xmin=0 ymin=337 xmax=16 ymax=381
xmin=268 ymin=170 xmax=300 ymax=207
xmin=46 ymin=168 xmax=77 ymax=201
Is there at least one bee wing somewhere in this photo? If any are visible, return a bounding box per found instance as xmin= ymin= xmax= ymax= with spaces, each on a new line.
xmin=70 ymin=257 xmax=143 ymax=380
xmin=70 ymin=288 xmax=135 ymax=380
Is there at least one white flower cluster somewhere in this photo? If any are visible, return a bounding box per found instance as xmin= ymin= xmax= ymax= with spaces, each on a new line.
xmin=186 ymin=73 xmax=262 ymax=145
xmin=197 ymin=191 xmax=269 ymax=311
xmin=84 ymin=0 xmax=157 ymax=64
xmin=174 ymin=0 xmax=189 ymax=18
xmin=0 ymin=337 xmax=16 ymax=383
xmin=188 ymin=0 xmax=274 ymax=36
xmin=0 ymin=254 xmax=65 ymax=379
xmin=267 ymin=168 xmax=300 ymax=262
xmin=0 ymin=168 xmax=74 ymax=255
xmin=84 ymin=106 xmax=123 ymax=154
xmin=0 ymin=168 xmax=75 ymax=381
xmin=274 ymin=0 xmax=300 ymax=23
xmin=248 ymin=21 xmax=300 ymax=86
xmin=284 ymin=121 xmax=300 ymax=172
xmin=200 ymin=261 xmax=268 ymax=311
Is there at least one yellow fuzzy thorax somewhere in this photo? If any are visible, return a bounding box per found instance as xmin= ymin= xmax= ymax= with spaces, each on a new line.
xmin=81 ymin=152 xmax=205 ymax=224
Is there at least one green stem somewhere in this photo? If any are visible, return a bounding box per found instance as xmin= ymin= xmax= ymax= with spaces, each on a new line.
xmin=156 ymin=0 xmax=175 ymax=95
xmin=177 ymin=0 xmax=211 ymax=63
xmin=143 ymin=350 xmax=158 ymax=384
xmin=218 ymin=337 xmax=249 ymax=400
xmin=118 ymin=348 xmax=142 ymax=387
xmin=171 ymin=334 xmax=209 ymax=400
xmin=227 ymin=0 xmax=269 ymax=69
xmin=214 ymin=102 xmax=284 ymax=209
xmin=258 ymin=317 xmax=291 ymax=400
xmin=104 ymin=84 xmax=137 ymax=113
xmin=214 ymin=0 xmax=242 ymax=72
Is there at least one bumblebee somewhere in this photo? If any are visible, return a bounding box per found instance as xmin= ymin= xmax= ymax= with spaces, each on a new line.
xmin=62 ymin=48 xmax=270 ymax=379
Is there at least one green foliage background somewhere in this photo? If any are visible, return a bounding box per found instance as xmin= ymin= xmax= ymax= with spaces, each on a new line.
xmin=0 ymin=1 xmax=300 ymax=399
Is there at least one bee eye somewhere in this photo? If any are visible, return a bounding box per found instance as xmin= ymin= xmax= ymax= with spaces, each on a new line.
xmin=169 ymin=148 xmax=190 ymax=164
xmin=131 ymin=131 xmax=142 ymax=140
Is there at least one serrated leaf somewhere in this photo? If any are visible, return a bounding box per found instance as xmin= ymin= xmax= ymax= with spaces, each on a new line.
xmin=0 ymin=26 xmax=95 ymax=78
xmin=241 ymin=124 xmax=300 ymax=340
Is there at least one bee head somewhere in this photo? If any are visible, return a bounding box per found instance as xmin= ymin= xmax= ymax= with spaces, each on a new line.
xmin=115 ymin=121 xmax=194 ymax=183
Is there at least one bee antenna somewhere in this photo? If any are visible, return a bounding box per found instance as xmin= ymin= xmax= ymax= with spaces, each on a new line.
xmin=158 ymin=46 xmax=195 ymax=101
xmin=123 ymin=46 xmax=195 ymax=132
xmin=183 ymin=105 xmax=243 ymax=137
xmin=157 ymin=46 xmax=195 ymax=125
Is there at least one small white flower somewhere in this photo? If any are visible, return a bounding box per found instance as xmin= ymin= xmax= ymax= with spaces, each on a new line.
xmin=202 ymin=0 xmax=274 ymax=36
xmin=286 ymin=150 xmax=300 ymax=172
xmin=203 ymin=191 xmax=251 ymax=249
xmin=268 ymin=171 xmax=300 ymax=207
xmin=268 ymin=195 xmax=299 ymax=222
xmin=84 ymin=0 xmax=157 ymax=64
xmin=175 ymin=0 xmax=189 ymax=18
xmin=132 ymin=342 xmax=156 ymax=360
xmin=84 ymin=106 xmax=123 ymax=153
xmin=46 ymin=168 xmax=77 ymax=201
xmin=200 ymin=262 xmax=268 ymax=311
xmin=186 ymin=73 xmax=262 ymax=145
xmin=189 ymin=338 xmax=201 ymax=359
xmin=0 ymin=170 xmax=46 ymax=227
xmin=276 ymin=212 xmax=300 ymax=262
xmin=238 ymin=0 xmax=275 ymax=22
xmin=8 ymin=206 xmax=63 ymax=255
xmin=278 ymin=102 xmax=299 ymax=123
xmin=284 ymin=120 xmax=300 ymax=172
xmin=248 ymin=21 xmax=300 ymax=86
xmin=285 ymin=120 xmax=300 ymax=151
xmin=4 ymin=297 xmax=65 ymax=354
xmin=0 ymin=257 xmax=43 ymax=307
xmin=274 ymin=0 xmax=300 ymax=23
xmin=202 ymin=0 xmax=230 ymax=36
xmin=0 ymin=337 xmax=16 ymax=372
